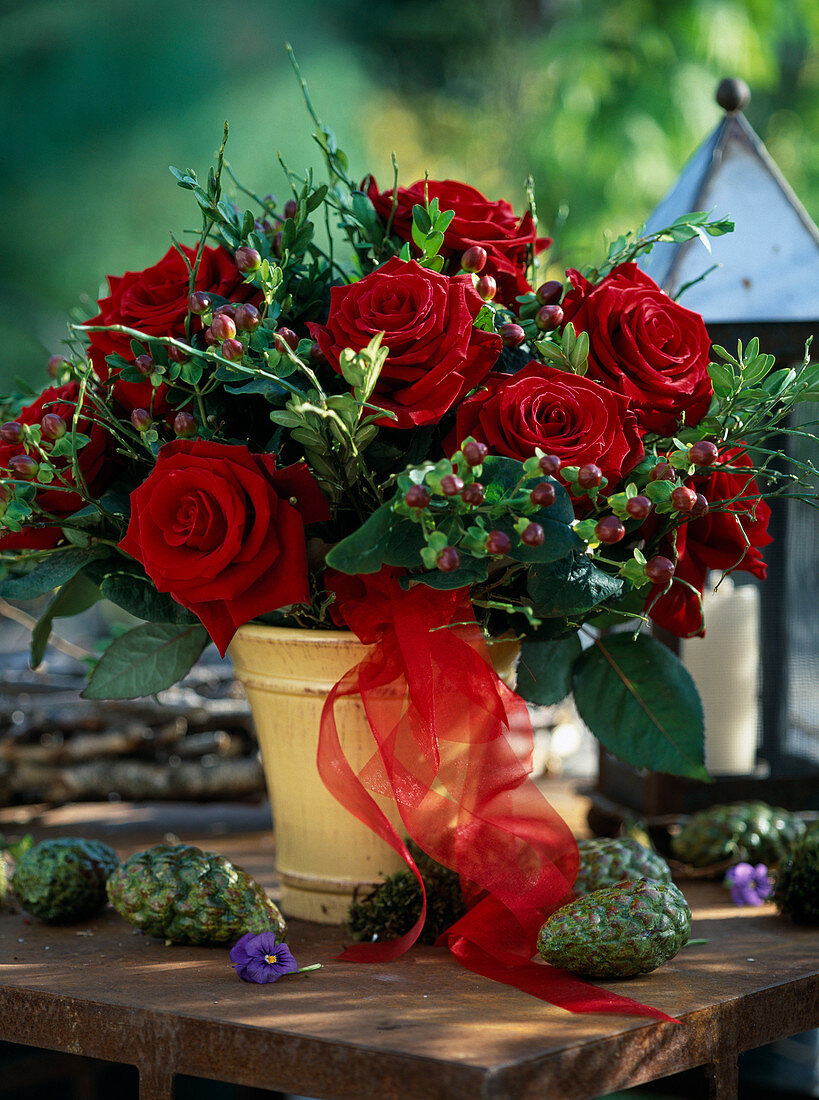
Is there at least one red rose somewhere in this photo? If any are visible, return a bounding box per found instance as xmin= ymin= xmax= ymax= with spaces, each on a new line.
xmin=648 ymin=449 xmax=772 ymax=636
xmin=119 ymin=440 xmax=330 ymax=655
xmin=0 ymin=382 xmax=109 ymax=551
xmin=86 ymin=244 xmax=253 ymax=413
xmin=561 ymin=263 xmax=713 ymax=436
xmin=446 ymin=363 xmax=644 ymax=486
xmin=308 ymin=257 xmax=501 ymax=429
xmin=365 ymin=177 xmax=550 ymax=307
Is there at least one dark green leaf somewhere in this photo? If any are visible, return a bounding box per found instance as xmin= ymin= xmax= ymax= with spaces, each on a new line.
xmin=572 ymin=633 xmax=707 ymax=779
xmin=82 ymin=622 xmax=209 ymax=700
xmin=517 ymin=632 xmax=582 ymax=705
xmin=0 ymin=548 xmax=104 ymax=602
xmin=30 ymin=573 xmax=100 ymax=668
xmin=99 ymin=572 xmax=198 ymax=624
xmin=528 ymin=553 xmax=623 ymax=616
xmin=325 ymin=504 xmax=425 ymax=574
xmin=406 ymin=555 xmax=489 ymax=591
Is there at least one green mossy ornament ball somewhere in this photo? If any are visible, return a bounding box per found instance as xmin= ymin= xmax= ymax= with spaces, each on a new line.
xmin=12 ymin=838 xmax=119 ymax=924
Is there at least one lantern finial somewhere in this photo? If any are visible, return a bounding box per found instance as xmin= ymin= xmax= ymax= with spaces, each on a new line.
xmin=716 ymin=77 xmax=751 ymax=113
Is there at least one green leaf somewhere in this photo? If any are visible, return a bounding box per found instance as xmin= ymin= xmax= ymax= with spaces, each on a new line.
xmin=528 ymin=553 xmax=623 ymax=616
xmin=0 ymin=548 xmax=104 ymax=602
xmin=412 ymin=204 xmax=432 ymax=234
xmin=82 ymin=622 xmax=209 ymax=700
xmin=707 ymin=361 xmax=734 ymax=397
xmin=99 ymin=572 xmax=198 ymax=625
xmin=408 ymin=555 xmax=489 ymax=591
xmin=324 ymin=503 xmax=425 ymax=574
xmin=572 ymin=633 xmax=707 ymax=779
xmin=30 ymin=573 xmax=101 ymax=668
xmin=517 ymin=632 xmax=582 ymax=705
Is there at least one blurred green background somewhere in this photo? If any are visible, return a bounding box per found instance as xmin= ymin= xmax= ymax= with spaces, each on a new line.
xmin=2 ymin=0 xmax=818 ymax=391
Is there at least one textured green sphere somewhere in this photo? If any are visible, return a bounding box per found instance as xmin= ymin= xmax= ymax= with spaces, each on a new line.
xmin=775 ymin=834 xmax=819 ymax=925
xmin=672 ymin=802 xmax=805 ymax=868
xmin=574 ymin=838 xmax=672 ymax=895
xmin=0 ymin=854 xmax=8 ymax=904
xmin=537 ymin=878 xmax=691 ymax=978
xmin=106 ymin=844 xmax=286 ymax=945
xmin=12 ymin=838 xmax=119 ymax=924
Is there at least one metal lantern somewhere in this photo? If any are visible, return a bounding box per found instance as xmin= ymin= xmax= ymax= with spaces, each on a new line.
xmin=593 ymin=79 xmax=819 ymax=823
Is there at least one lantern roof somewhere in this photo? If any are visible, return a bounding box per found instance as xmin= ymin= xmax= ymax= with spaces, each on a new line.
xmin=639 ymin=80 xmax=819 ymax=324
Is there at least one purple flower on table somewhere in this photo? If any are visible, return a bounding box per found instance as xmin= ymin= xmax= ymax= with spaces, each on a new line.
xmin=725 ymin=863 xmax=773 ymax=907
xmin=230 ymin=932 xmax=299 ymax=983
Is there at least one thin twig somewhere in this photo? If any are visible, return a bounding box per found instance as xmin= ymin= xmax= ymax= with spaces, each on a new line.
xmin=0 ymin=598 xmax=93 ymax=662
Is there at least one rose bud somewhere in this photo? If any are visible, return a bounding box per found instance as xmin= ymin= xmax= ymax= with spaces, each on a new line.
xmin=645 ymin=555 xmax=675 ymax=585
xmin=173 ymin=412 xmax=198 ymax=439
xmin=530 ymin=482 xmax=556 ymax=508
xmin=131 ymin=409 xmax=152 ymax=433
xmin=486 ymin=529 xmax=512 ymax=556
xmin=9 ymin=454 xmax=38 ymax=480
xmin=404 ymin=485 xmax=430 ymax=509
xmin=41 ymin=413 xmax=67 ymax=440
xmin=689 ymin=440 xmax=719 ymax=466
xmin=461 ymin=439 xmax=488 ymax=467
xmin=521 ymin=522 xmax=545 ymax=547
xmin=440 ymin=474 xmax=464 ymax=497
xmin=283 ymin=199 xmax=298 ymax=221
xmin=649 ymin=461 xmax=675 ymax=481
xmin=538 ymin=454 xmax=561 ymax=477
xmin=167 ymin=344 xmax=189 ymax=364
xmin=0 ymin=422 xmax=24 ymax=444
xmin=188 ymin=291 xmax=212 ymax=316
xmin=594 ymin=516 xmax=625 ymax=544
xmin=135 ymin=354 xmax=154 ymax=375
xmin=235 ymin=246 xmax=261 ymax=273
xmin=535 ymin=280 xmax=563 ymax=306
xmin=577 ymin=463 xmax=603 ymax=490
xmin=499 ymin=322 xmax=526 ymax=348
xmin=535 ymin=304 xmax=563 ymax=331
xmin=671 ymin=486 xmax=697 ymax=513
xmin=461 ymin=246 xmax=488 ymax=274
xmin=625 ymin=494 xmax=652 ymax=520
xmin=691 ymin=492 xmax=709 ymax=517
xmin=476 ymin=274 xmax=497 ymax=301
xmin=221 ymin=338 xmax=245 ymax=362
xmin=234 ymin=303 xmax=261 ymax=332
xmin=436 ymin=546 xmax=461 ymax=572
xmin=274 ymin=328 xmax=299 ymax=353
xmin=461 ymin=482 xmax=484 ymax=505
xmin=47 ymin=354 xmax=66 ymax=377
xmin=210 ymin=312 xmax=236 ymax=341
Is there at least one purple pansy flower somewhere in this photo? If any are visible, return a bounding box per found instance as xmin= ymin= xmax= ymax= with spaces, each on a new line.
xmin=229 ymin=932 xmax=299 ymax=983
xmin=725 ymin=863 xmax=773 ymax=907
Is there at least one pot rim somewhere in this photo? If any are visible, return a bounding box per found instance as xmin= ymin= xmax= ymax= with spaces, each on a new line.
xmin=233 ymin=622 xmax=359 ymax=645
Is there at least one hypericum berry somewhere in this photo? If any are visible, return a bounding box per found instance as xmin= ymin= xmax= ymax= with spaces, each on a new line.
xmin=275 ymin=327 xmax=299 ymax=353
xmin=47 ymin=354 xmax=66 ymax=377
xmin=234 ymin=303 xmax=261 ymax=332
xmin=689 ymin=440 xmax=719 ymax=466
xmin=188 ymin=291 xmax=212 ymax=316
xmin=625 ymin=494 xmax=652 ymax=520
xmin=521 ymin=522 xmax=545 ymax=547
xmin=41 ymin=413 xmax=67 ymax=440
xmin=173 ymin=412 xmax=198 ymax=439
xmin=649 ymin=461 xmax=675 ymax=482
xmin=671 ymin=486 xmax=697 ymax=513
xmin=577 ymin=463 xmax=603 ymax=490
xmin=645 ymin=555 xmax=675 ymax=585
xmin=691 ymin=492 xmax=709 ymax=517
xmin=131 ymin=409 xmax=152 ymax=433
xmin=460 ymin=482 xmax=485 ymax=505
xmin=0 ymin=483 xmax=10 ymax=507
xmin=8 ymin=454 xmax=38 ymax=480
xmin=538 ymin=454 xmax=561 ymax=477
xmin=404 ymin=485 xmax=431 ymax=509
xmin=486 ymin=529 xmax=512 ymax=556
xmin=234 ymin=246 xmax=261 ymax=273
xmin=204 ymin=327 xmax=220 ymax=347
xmin=436 ymin=546 xmax=461 ymax=572
xmin=535 ymin=304 xmax=564 ymax=331
xmin=135 ymin=354 xmax=154 ymax=375
xmin=283 ymin=199 xmax=298 ymax=221
xmin=210 ymin=312 xmax=236 ymax=341
xmin=461 ymin=246 xmax=488 ymax=274
xmin=214 ymin=303 xmax=237 ymax=320
xmin=476 ymin=274 xmax=497 ymax=301
xmin=530 ymin=482 xmax=556 ymax=508
xmin=309 ymin=343 xmax=327 ymax=364
xmin=221 ymin=338 xmax=245 ymax=362
xmin=441 ymin=474 xmax=464 ymax=496
xmin=499 ymin=322 xmax=526 ymax=348
xmin=535 ymin=280 xmax=563 ymax=306
xmin=0 ymin=422 xmax=24 ymax=444
xmin=461 ymin=439 xmax=488 ymax=466
xmin=167 ymin=344 xmax=189 ymax=364
xmin=272 ymin=231 xmax=283 ymax=258
xmin=594 ymin=516 xmax=625 ymax=544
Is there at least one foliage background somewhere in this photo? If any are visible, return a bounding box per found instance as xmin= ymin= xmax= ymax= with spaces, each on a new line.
xmin=1 ymin=0 xmax=818 ymax=391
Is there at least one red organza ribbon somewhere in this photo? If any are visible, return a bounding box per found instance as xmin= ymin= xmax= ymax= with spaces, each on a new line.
xmin=318 ymin=568 xmax=675 ymax=1022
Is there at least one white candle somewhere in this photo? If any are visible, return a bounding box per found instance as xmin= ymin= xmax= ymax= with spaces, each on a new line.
xmin=681 ymin=575 xmax=760 ymax=775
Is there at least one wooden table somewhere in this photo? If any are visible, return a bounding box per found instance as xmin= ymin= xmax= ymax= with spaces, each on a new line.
xmin=0 ymin=790 xmax=817 ymax=1100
